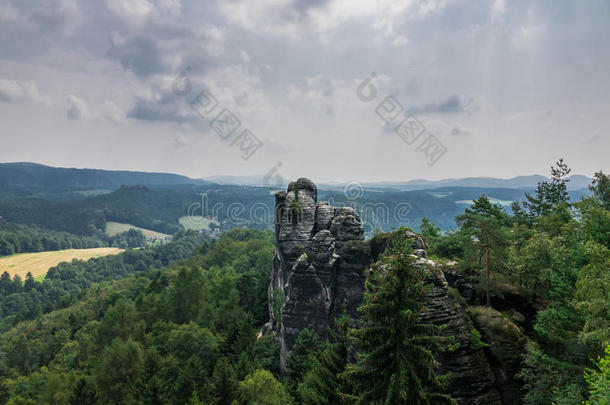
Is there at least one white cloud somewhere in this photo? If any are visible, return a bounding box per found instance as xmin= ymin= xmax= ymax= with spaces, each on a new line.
xmin=491 ymin=0 xmax=506 ymax=23
xmin=391 ymin=35 xmax=409 ymax=47
xmin=102 ymin=101 xmax=127 ymax=123
xmin=106 ymin=0 xmax=155 ymax=19
xmin=0 ymin=80 xmax=51 ymax=104
xmin=66 ymin=95 xmax=92 ymax=120
xmin=66 ymin=95 xmax=128 ymax=123
xmin=156 ymin=0 xmax=181 ymax=15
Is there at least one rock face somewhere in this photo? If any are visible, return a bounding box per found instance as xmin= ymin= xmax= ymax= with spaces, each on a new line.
xmin=468 ymin=306 xmax=526 ymax=405
xmin=422 ymin=269 xmax=504 ymax=404
xmin=269 ymin=179 xmax=524 ymax=404
xmin=269 ymin=178 xmax=367 ymax=371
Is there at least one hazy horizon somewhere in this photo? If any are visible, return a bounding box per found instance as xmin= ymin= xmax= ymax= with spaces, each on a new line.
xmin=0 ymin=160 xmax=595 ymax=186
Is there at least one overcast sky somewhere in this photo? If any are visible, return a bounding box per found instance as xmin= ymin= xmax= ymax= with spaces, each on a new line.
xmin=0 ymin=0 xmax=608 ymax=182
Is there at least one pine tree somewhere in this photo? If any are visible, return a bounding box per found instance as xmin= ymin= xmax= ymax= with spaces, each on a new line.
xmin=456 ymin=195 xmax=508 ymax=306
xmin=521 ymin=158 xmax=572 ymax=223
xmin=68 ymin=378 xmax=98 ymax=405
xmin=345 ymin=233 xmax=455 ymax=405
xmin=298 ymin=314 xmax=352 ymax=405
xmin=212 ymin=357 xmax=238 ymax=405
xmin=589 ymin=170 xmax=610 ymax=210
xmin=286 ymin=329 xmax=323 ymax=397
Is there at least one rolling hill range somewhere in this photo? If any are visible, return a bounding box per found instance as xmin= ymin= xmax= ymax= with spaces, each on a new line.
xmin=205 ymin=174 xmax=593 ymax=191
xmin=0 ymin=163 xmax=593 ymax=233
xmin=356 ymin=174 xmax=593 ymax=191
xmin=0 ymin=162 xmax=211 ymax=198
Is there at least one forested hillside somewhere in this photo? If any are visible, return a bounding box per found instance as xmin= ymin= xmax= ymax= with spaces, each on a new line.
xmin=0 ymin=181 xmax=590 ymax=240
xmin=0 ymin=229 xmax=276 ymax=404
xmin=0 ymin=162 xmax=209 ymax=198
xmin=0 ymin=184 xmax=275 ymax=236
xmin=419 ymin=164 xmax=610 ymax=404
xmin=0 ymin=163 xmax=607 ymax=405
xmin=0 ymin=230 xmax=207 ymax=327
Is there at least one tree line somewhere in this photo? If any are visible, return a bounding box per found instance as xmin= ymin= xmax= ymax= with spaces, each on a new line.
xmin=0 ymin=222 xmax=148 ymax=257
xmin=0 ymin=230 xmax=207 ymax=327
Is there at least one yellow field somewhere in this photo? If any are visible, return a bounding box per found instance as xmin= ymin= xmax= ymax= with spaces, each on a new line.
xmin=105 ymin=221 xmax=170 ymax=239
xmin=0 ymin=248 xmax=125 ymax=279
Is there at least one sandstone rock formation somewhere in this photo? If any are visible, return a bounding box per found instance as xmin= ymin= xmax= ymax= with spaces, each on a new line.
xmin=268 ymin=178 xmax=525 ymax=404
xmin=269 ymin=178 xmax=367 ymax=371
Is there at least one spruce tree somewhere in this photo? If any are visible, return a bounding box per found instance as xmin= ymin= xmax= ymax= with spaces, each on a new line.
xmin=298 ymin=314 xmax=352 ymax=405
xmin=212 ymin=357 xmax=238 ymax=405
xmin=345 ymin=233 xmax=455 ymax=405
xmin=286 ymin=329 xmax=323 ymax=397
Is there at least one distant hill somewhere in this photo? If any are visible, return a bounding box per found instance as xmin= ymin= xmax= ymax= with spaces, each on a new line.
xmin=206 ymin=173 xmax=592 ymax=191
xmin=205 ymin=174 xmax=282 ymax=187
xmin=0 ymin=162 xmax=211 ymax=198
xmin=359 ymin=175 xmax=592 ymax=191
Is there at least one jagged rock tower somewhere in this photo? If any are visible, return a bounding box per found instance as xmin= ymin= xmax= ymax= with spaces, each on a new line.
xmin=268 ymin=177 xmax=368 ymax=369
xmin=269 ymin=178 xmax=523 ymax=405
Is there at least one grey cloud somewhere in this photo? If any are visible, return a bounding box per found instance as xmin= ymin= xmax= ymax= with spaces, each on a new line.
xmin=292 ymin=0 xmax=330 ymax=18
xmin=172 ymin=134 xmax=189 ymax=148
xmin=1 ymin=0 xmax=609 ymax=181
xmin=107 ymin=37 xmax=168 ymax=77
xmin=409 ymin=95 xmax=477 ymax=115
xmin=451 ymin=126 xmax=469 ymax=136
xmin=30 ymin=0 xmax=82 ymax=35
xmin=127 ymin=90 xmax=195 ymax=123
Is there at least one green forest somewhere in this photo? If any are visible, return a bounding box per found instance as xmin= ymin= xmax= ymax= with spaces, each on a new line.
xmin=0 ymin=163 xmax=608 ymax=404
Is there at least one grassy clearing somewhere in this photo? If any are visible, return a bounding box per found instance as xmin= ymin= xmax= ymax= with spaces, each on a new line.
xmin=105 ymin=221 xmax=170 ymax=238
xmin=179 ymin=216 xmax=217 ymax=231
xmin=0 ymin=248 xmax=124 ymax=279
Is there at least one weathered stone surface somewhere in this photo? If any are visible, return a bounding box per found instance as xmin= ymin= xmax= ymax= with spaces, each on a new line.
xmin=269 ymin=179 xmax=523 ymax=404
xmin=468 ymin=306 xmax=526 ymax=405
xmin=270 ymin=178 xmax=370 ymax=371
xmin=329 ymin=207 xmax=364 ymax=245
xmin=443 ymin=264 xmax=476 ymax=304
xmin=314 ymin=202 xmax=334 ymax=233
xmin=421 ymin=267 xmax=503 ymax=404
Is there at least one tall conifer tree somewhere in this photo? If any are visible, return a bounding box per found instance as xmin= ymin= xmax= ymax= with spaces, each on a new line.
xmin=345 ymin=233 xmax=454 ymax=405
